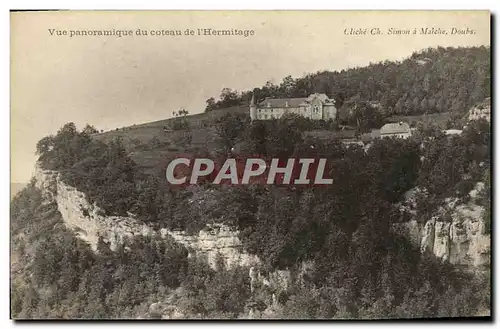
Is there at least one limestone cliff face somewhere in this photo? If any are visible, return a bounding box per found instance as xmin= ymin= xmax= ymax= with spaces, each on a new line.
xmin=33 ymin=164 xmax=260 ymax=270
xmin=34 ymin=164 xmax=154 ymax=249
xmin=34 ymin=163 xmax=489 ymax=273
xmin=393 ymin=184 xmax=490 ymax=267
xmin=161 ymin=225 xmax=261 ymax=269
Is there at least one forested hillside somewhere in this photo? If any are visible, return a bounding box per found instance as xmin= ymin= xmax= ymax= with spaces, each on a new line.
xmin=206 ymin=46 xmax=490 ymax=118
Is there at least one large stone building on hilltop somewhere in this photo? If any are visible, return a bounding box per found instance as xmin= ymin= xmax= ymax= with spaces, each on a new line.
xmin=250 ymin=93 xmax=337 ymax=121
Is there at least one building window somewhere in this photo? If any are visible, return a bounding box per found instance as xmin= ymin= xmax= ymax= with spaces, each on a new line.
xmin=267 ymin=102 xmax=271 ymax=108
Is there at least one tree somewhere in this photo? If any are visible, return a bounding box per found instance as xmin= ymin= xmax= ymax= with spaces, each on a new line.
xmin=420 ymin=98 xmax=429 ymax=114
xmin=264 ymin=117 xmax=303 ymax=159
xmin=215 ymin=113 xmax=245 ymax=153
xmin=58 ymin=122 xmax=78 ymax=135
xmin=244 ymin=121 xmax=268 ymax=156
xmin=205 ymin=97 xmax=217 ymax=112
xmin=19 ymin=283 xmax=40 ymax=317
xmin=479 ymin=170 xmax=491 ymax=233
xmin=171 ymin=109 xmax=190 ymax=130
xmin=36 ymin=136 xmax=54 ymax=155
xmin=394 ymin=97 xmax=405 ymax=115
xmin=82 ymin=124 xmax=99 ymax=135
xmin=219 ymin=88 xmax=240 ymax=108
xmin=412 ymin=96 xmax=420 ymax=114
xmin=279 ymin=75 xmax=296 ymax=97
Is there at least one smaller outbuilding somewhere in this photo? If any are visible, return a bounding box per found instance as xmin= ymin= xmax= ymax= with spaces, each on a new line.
xmin=380 ymin=122 xmax=412 ymax=139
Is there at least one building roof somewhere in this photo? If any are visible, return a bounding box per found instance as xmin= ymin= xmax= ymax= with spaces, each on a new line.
xmin=257 ymin=93 xmax=334 ymax=109
xmin=258 ymin=97 xmax=308 ymax=108
xmin=380 ymin=122 xmax=411 ymax=135
xmin=444 ymin=129 xmax=463 ymax=136
xmin=307 ymin=93 xmax=331 ymax=103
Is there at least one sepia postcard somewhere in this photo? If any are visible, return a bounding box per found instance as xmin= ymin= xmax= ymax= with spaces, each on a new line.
xmin=10 ymin=10 xmax=491 ymax=320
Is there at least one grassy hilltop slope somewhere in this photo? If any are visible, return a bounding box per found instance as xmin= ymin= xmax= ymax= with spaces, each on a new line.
xmin=96 ymin=105 xmax=248 ymax=145
xmin=94 ymin=105 xmax=248 ymax=173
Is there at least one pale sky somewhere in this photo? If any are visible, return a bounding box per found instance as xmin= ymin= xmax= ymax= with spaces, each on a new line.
xmin=11 ymin=10 xmax=490 ymax=182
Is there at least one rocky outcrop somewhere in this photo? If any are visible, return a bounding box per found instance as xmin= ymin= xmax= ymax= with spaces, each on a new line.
xmin=419 ymin=218 xmax=435 ymax=254
xmin=449 ymin=203 xmax=490 ymax=266
xmin=33 ymin=164 xmax=260 ymax=270
xmin=393 ymin=183 xmax=490 ymax=267
xmin=433 ymin=221 xmax=451 ymax=261
xmin=34 ymin=165 xmax=149 ymax=249
xmin=161 ymin=225 xmax=261 ymax=269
